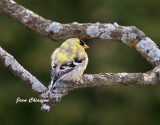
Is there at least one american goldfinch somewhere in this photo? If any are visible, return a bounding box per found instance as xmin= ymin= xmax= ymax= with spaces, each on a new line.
xmin=48 ymin=38 xmax=89 ymax=92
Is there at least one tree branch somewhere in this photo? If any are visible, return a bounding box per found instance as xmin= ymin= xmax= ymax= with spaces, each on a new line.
xmin=0 ymin=46 xmax=160 ymax=111
xmin=1 ymin=0 xmax=160 ymax=66
xmin=0 ymin=0 xmax=160 ymax=112
xmin=0 ymin=46 xmax=47 ymax=95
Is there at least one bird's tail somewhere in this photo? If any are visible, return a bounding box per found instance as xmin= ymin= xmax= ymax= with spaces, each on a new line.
xmin=48 ymin=79 xmax=54 ymax=91
xmin=48 ymin=79 xmax=59 ymax=93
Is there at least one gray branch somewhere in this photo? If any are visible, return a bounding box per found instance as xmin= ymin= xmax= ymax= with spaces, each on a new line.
xmin=1 ymin=0 xmax=160 ymax=66
xmin=0 ymin=0 xmax=160 ymax=112
xmin=0 ymin=46 xmax=160 ymax=111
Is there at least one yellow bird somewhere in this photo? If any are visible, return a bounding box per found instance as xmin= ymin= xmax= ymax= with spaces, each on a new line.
xmin=48 ymin=38 xmax=89 ymax=92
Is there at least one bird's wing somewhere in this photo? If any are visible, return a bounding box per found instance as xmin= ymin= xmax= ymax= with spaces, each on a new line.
xmin=51 ymin=65 xmax=73 ymax=84
xmin=50 ymin=57 xmax=85 ymax=85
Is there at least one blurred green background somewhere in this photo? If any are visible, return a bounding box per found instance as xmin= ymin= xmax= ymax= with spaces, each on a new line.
xmin=0 ymin=0 xmax=160 ymax=125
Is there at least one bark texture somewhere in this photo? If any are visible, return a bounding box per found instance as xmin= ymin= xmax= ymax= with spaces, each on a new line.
xmin=0 ymin=0 xmax=160 ymax=111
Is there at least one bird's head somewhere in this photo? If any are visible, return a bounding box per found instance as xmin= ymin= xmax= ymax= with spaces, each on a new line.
xmin=64 ymin=38 xmax=89 ymax=50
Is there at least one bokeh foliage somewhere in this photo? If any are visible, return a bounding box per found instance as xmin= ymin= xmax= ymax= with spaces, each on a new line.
xmin=0 ymin=0 xmax=160 ymax=125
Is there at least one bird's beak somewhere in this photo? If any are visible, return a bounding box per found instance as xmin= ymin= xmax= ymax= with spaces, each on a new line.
xmin=83 ymin=44 xmax=89 ymax=49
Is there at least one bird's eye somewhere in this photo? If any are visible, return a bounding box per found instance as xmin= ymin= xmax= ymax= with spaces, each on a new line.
xmin=80 ymin=40 xmax=85 ymax=46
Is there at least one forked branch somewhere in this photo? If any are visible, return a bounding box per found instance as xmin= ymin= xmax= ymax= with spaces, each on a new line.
xmin=0 ymin=0 xmax=160 ymax=112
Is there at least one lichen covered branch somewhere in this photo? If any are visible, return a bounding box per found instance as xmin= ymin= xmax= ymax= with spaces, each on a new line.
xmin=0 ymin=46 xmax=48 ymax=95
xmin=1 ymin=0 xmax=160 ymax=112
xmin=1 ymin=0 xmax=160 ymax=66
xmin=0 ymin=0 xmax=144 ymax=42
xmin=40 ymin=67 xmax=160 ymax=112
xmin=0 ymin=46 xmax=160 ymax=111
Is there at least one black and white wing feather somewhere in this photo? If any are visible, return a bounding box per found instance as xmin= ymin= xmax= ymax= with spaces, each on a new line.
xmin=48 ymin=58 xmax=85 ymax=89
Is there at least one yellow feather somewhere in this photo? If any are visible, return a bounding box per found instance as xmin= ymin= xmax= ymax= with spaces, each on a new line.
xmin=57 ymin=52 xmax=69 ymax=61
xmin=62 ymin=42 xmax=69 ymax=47
xmin=71 ymin=38 xmax=80 ymax=44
